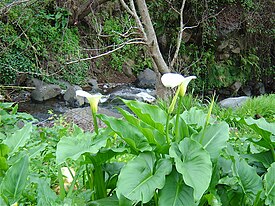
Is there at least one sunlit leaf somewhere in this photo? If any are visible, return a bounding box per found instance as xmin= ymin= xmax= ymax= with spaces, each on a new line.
xmin=117 ymin=152 xmax=172 ymax=203
xmin=170 ymin=138 xmax=212 ymax=201
xmin=0 ymin=155 xmax=29 ymax=204
xmin=264 ymin=162 xmax=275 ymax=205
xmin=98 ymin=114 xmax=152 ymax=153
xmin=3 ymin=123 xmax=32 ymax=155
xmin=159 ymin=169 xmax=196 ymax=206
xmin=122 ymin=99 xmax=167 ymax=132
xmin=56 ymin=132 xmax=108 ymax=164
xmin=192 ymin=122 xmax=229 ymax=160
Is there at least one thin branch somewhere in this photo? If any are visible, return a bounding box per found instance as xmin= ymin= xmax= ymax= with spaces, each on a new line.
xmin=65 ymin=39 xmax=146 ymax=65
xmin=163 ymin=0 xmax=180 ymax=14
xmin=0 ymin=0 xmax=31 ymax=15
xmin=82 ymin=37 xmax=145 ymax=51
xmin=170 ymin=0 xmax=186 ymax=69
xmin=120 ymin=0 xmax=147 ymax=41
xmin=119 ymin=0 xmax=135 ymax=16
xmin=170 ymin=4 xmax=224 ymax=69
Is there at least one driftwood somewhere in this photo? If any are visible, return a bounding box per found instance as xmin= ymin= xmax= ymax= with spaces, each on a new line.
xmin=0 ymin=85 xmax=35 ymax=90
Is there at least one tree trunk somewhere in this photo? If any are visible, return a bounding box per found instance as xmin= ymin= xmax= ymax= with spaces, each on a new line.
xmin=135 ymin=0 xmax=170 ymax=74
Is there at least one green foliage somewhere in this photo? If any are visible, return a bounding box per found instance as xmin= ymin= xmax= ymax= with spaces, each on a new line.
xmin=1 ymin=92 xmax=275 ymax=205
xmin=212 ymin=94 xmax=275 ymax=124
xmin=102 ymin=14 xmax=152 ymax=73
xmin=0 ymin=1 xmax=87 ymax=85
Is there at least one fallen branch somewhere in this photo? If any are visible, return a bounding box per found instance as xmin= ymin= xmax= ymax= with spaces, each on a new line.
xmin=0 ymin=85 xmax=36 ymax=90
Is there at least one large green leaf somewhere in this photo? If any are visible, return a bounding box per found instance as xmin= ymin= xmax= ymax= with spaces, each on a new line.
xmin=88 ymin=195 xmax=132 ymax=206
xmin=89 ymin=196 xmax=119 ymax=206
xmin=36 ymin=178 xmax=59 ymax=206
xmin=180 ymin=107 xmax=215 ymax=128
xmin=159 ymin=169 xmax=196 ymax=206
xmin=192 ymin=122 xmax=229 ymax=160
xmin=56 ymin=132 xmax=108 ymax=164
xmin=242 ymin=150 xmax=274 ymax=168
xmin=122 ymin=99 xmax=167 ymax=132
xmin=242 ymin=117 xmax=275 ymax=135
xmin=169 ymin=138 xmax=212 ymax=201
xmin=98 ymin=114 xmax=152 ymax=153
xmin=0 ymin=155 xmax=29 ymax=204
xmin=264 ymin=162 xmax=275 ymax=205
xmin=239 ymin=117 xmax=275 ymax=149
xmin=3 ymin=123 xmax=32 ymax=155
xmin=117 ymin=152 xmax=172 ymax=203
xmin=233 ymin=158 xmax=263 ymax=204
xmin=117 ymin=108 xmax=167 ymax=153
xmin=0 ymin=144 xmax=9 ymax=157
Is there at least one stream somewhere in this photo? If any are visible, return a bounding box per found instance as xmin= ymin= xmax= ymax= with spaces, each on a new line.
xmin=17 ymin=84 xmax=155 ymax=123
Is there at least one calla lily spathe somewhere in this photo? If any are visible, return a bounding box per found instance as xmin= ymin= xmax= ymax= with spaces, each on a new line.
xmin=161 ymin=73 xmax=196 ymax=96
xmin=161 ymin=73 xmax=196 ymax=114
xmin=76 ymin=90 xmax=102 ymax=113
xmin=178 ymin=75 xmax=197 ymax=96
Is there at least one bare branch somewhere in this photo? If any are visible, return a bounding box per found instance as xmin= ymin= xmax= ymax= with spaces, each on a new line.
xmin=65 ymin=39 xmax=146 ymax=65
xmin=163 ymin=0 xmax=180 ymax=14
xmin=0 ymin=0 xmax=31 ymax=15
xmin=119 ymin=0 xmax=147 ymax=41
xmin=119 ymin=0 xmax=135 ymax=16
xmin=170 ymin=0 xmax=186 ymax=69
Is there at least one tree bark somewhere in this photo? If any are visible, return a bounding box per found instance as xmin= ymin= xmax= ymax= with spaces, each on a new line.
xmin=135 ymin=0 xmax=170 ymax=74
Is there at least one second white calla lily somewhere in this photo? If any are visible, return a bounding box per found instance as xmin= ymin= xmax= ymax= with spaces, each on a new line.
xmin=161 ymin=73 xmax=196 ymax=88
xmin=76 ymin=90 xmax=102 ymax=113
xmin=161 ymin=73 xmax=185 ymax=88
xmin=178 ymin=75 xmax=197 ymax=96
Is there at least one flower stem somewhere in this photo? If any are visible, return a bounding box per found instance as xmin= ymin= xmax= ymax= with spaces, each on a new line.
xmin=92 ymin=110 xmax=99 ymax=134
xmin=57 ymin=165 xmax=66 ymax=200
xmin=175 ymin=95 xmax=183 ymax=142
xmin=165 ymin=113 xmax=171 ymax=144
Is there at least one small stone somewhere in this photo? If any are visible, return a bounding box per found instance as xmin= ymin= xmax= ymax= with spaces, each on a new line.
xmin=231 ymin=47 xmax=241 ymax=54
xmin=219 ymin=53 xmax=230 ymax=60
xmin=217 ymin=40 xmax=229 ymax=51
xmin=0 ymin=94 xmax=5 ymax=101
xmin=122 ymin=59 xmax=135 ymax=77
xmin=231 ymin=81 xmax=242 ymax=93
xmin=88 ymin=78 xmax=99 ymax=91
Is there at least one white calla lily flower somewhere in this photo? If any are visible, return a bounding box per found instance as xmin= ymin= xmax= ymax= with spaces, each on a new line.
xmin=76 ymin=90 xmax=102 ymax=113
xmin=161 ymin=73 xmax=185 ymax=88
xmin=179 ymin=75 xmax=196 ymax=96
xmin=161 ymin=73 xmax=196 ymax=96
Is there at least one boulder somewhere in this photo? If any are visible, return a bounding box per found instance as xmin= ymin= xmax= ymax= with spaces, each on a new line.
xmin=64 ymin=85 xmax=85 ymax=107
xmin=135 ymin=68 xmax=156 ymax=89
xmin=87 ymin=78 xmax=99 ymax=91
xmin=31 ymin=79 xmax=61 ymax=102
xmin=219 ymin=96 xmax=250 ymax=109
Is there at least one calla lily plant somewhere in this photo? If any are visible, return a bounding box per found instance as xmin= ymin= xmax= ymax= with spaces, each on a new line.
xmin=161 ymin=73 xmax=196 ymax=142
xmin=76 ymin=90 xmax=102 ymax=134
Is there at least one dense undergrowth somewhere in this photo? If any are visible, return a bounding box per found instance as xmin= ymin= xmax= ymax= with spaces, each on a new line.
xmin=0 ymin=94 xmax=274 ymax=205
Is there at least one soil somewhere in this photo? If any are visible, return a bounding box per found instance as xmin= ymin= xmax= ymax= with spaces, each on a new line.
xmin=93 ymin=69 xmax=137 ymax=84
